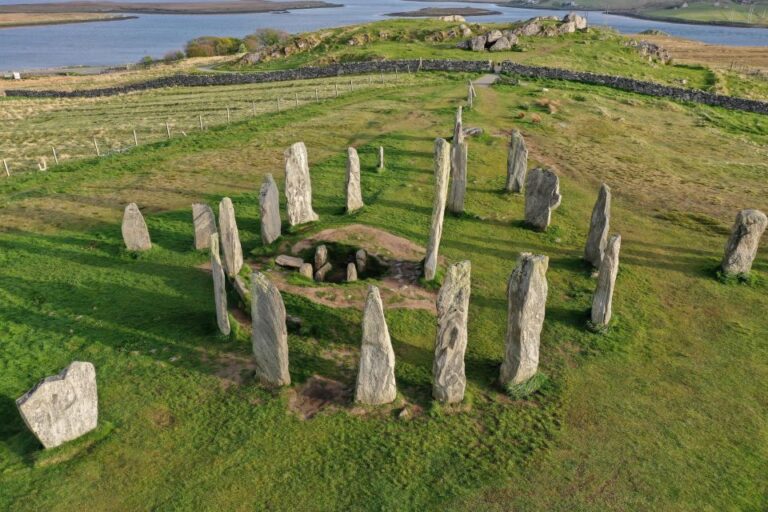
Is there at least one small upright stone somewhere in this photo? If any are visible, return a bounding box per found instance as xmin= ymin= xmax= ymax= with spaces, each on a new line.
xmin=505 ymin=129 xmax=528 ymax=193
xmin=218 ymin=197 xmax=243 ymax=277
xmin=591 ymin=234 xmax=621 ymax=327
xmin=16 ymin=361 xmax=98 ymax=449
xmin=284 ymin=142 xmax=319 ymax=226
xmin=424 ymin=138 xmax=452 ymax=280
xmin=356 ymin=249 xmax=367 ymax=274
xmin=299 ymin=263 xmax=313 ymax=279
xmin=721 ymin=209 xmax=767 ymax=275
xmin=355 ymin=286 xmax=397 ymax=404
xmin=122 ymin=203 xmax=151 ymax=251
xmin=210 ymin=233 xmax=231 ymax=336
xmin=448 ymin=107 xmax=468 ymax=214
xmin=251 ymin=272 xmax=290 ymax=386
xmin=524 ymin=168 xmax=562 ymax=231
xmin=347 ymin=262 xmax=358 ymax=282
xmin=433 ymin=261 xmax=471 ymax=403
xmin=259 ymin=174 xmax=281 ymax=245
xmin=314 ymin=262 xmax=332 ymax=282
xmin=192 ymin=203 xmax=216 ymax=250
xmin=584 ymin=183 xmax=611 ymax=268
xmin=378 ymin=146 xmax=385 ymax=171
xmin=500 ymin=253 xmax=549 ymax=386
xmin=346 ymin=147 xmax=364 ymax=212
xmin=315 ymin=244 xmax=328 ymax=269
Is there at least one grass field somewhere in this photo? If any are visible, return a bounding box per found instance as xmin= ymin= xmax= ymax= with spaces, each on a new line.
xmin=1 ymin=20 xmax=767 ymax=510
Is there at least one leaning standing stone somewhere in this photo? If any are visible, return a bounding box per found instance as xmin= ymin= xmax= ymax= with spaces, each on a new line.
xmin=591 ymin=234 xmax=621 ymax=327
xmin=122 ymin=203 xmax=151 ymax=251
xmin=192 ymin=203 xmax=216 ymax=250
xmin=721 ymin=209 xmax=768 ymax=275
xmin=584 ymin=183 xmax=611 ymax=268
xmin=355 ymin=286 xmax=397 ymax=404
xmin=346 ymin=147 xmax=364 ymax=212
xmin=284 ymin=142 xmax=319 ymax=226
xmin=524 ymin=168 xmax=562 ymax=231
xmin=210 ymin=233 xmax=231 ymax=336
xmin=347 ymin=262 xmax=358 ymax=282
xmin=505 ymin=129 xmax=528 ymax=193
xmin=218 ymin=197 xmax=243 ymax=278
xmin=500 ymin=253 xmax=549 ymax=386
xmin=259 ymin=174 xmax=281 ymax=245
xmin=433 ymin=260 xmax=471 ymax=403
xmin=424 ymin=138 xmax=452 ymax=280
xmin=16 ymin=361 xmax=98 ymax=449
xmin=251 ymin=272 xmax=290 ymax=386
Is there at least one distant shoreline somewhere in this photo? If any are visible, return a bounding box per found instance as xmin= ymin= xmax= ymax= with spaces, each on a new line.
xmin=0 ymin=1 xmax=340 ymax=16
xmin=0 ymin=13 xmax=136 ymax=29
xmin=387 ymin=7 xmax=501 ymax=18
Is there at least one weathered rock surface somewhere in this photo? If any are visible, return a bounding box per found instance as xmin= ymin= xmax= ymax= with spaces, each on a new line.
xmin=16 ymin=361 xmax=98 ymax=449
xmin=218 ymin=197 xmax=243 ymax=277
xmin=347 ymin=262 xmax=358 ymax=282
xmin=433 ymin=261 xmax=471 ymax=403
xmin=251 ymin=272 xmax=290 ymax=386
xmin=355 ymin=286 xmax=397 ymax=404
xmin=564 ymin=12 xmax=587 ymax=30
xmin=505 ymin=129 xmax=528 ymax=193
xmin=122 ymin=203 xmax=151 ymax=251
xmin=210 ymin=233 xmax=231 ymax=336
xmin=284 ymin=142 xmax=319 ymax=226
xmin=591 ymin=234 xmax=621 ymax=327
xmin=584 ymin=183 xmax=611 ymax=268
xmin=500 ymin=253 xmax=549 ymax=386
xmin=299 ymin=263 xmax=314 ymax=279
xmin=314 ymin=262 xmax=332 ymax=282
xmin=314 ymin=244 xmax=328 ymax=269
xmin=524 ymin=168 xmax=561 ymax=231
xmin=192 ymin=203 xmax=216 ymax=250
xmin=448 ymin=106 xmax=468 ymax=214
xmin=276 ymin=254 xmax=304 ymax=269
xmin=424 ymin=138 xmax=452 ymax=280
xmin=489 ymin=36 xmax=514 ymax=51
xmin=346 ymin=147 xmax=364 ymax=212
xmin=259 ymin=174 xmax=281 ymax=245
xmin=356 ymin=249 xmax=367 ymax=274
xmin=721 ymin=209 xmax=768 ymax=275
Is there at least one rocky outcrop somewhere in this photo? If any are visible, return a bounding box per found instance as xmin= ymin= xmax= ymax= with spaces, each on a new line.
xmin=251 ymin=271 xmax=291 ymax=386
xmin=721 ymin=209 xmax=767 ymax=275
xmin=355 ymin=285 xmax=397 ymax=405
xmin=433 ymin=261 xmax=471 ymax=403
xmin=626 ymin=39 xmax=672 ymax=64
xmin=424 ymin=138 xmax=451 ymax=281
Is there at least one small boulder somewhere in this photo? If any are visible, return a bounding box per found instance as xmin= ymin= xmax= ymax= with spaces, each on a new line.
xmin=347 ymin=262 xmax=358 ymax=282
xmin=299 ymin=263 xmax=313 ymax=279
xmin=314 ymin=262 xmax=332 ymax=282
xmin=470 ymin=35 xmax=487 ymax=52
xmin=489 ymin=36 xmax=513 ymax=52
xmin=276 ymin=254 xmax=304 ymax=269
xmin=485 ymin=29 xmax=503 ymax=44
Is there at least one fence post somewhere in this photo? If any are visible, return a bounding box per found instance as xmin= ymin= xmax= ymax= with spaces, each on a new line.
xmin=93 ymin=138 xmax=101 ymax=157
xmin=133 ymin=129 xmax=138 ymax=146
xmin=315 ymin=88 xmax=319 ymax=102
xmin=3 ymin=159 xmax=10 ymax=177
xmin=52 ymin=146 xmax=59 ymax=165
xmin=199 ymin=114 xmax=204 ymax=131
xmin=295 ymin=92 xmax=298 ymax=107
xmin=349 ymin=79 xmax=353 ymax=90
xmin=226 ymin=107 xmax=231 ymax=124
xmin=380 ymin=72 xmax=384 ymax=84
xmin=166 ymin=122 xmax=171 ymax=139
xmin=252 ymin=100 xmax=257 ymax=116
xmin=38 ymin=157 xmax=47 ymax=171
xmin=335 ymin=83 xmax=339 ymax=98
xmin=277 ymin=98 xmax=281 ymax=112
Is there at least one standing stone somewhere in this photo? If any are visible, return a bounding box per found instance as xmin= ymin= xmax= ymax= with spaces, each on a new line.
xmin=16 ymin=361 xmax=98 ymax=449
xmin=591 ymin=234 xmax=621 ymax=327
xmin=218 ymin=197 xmax=243 ymax=278
xmin=356 ymin=249 xmax=367 ymax=274
xmin=210 ymin=233 xmax=231 ymax=336
xmin=378 ymin=146 xmax=385 ymax=171
xmin=251 ymin=272 xmax=290 ymax=386
xmin=355 ymin=286 xmax=397 ymax=405
xmin=347 ymin=262 xmax=358 ymax=282
xmin=433 ymin=260 xmax=471 ymax=403
xmin=505 ymin=129 xmax=528 ymax=193
xmin=314 ymin=262 xmax=332 ymax=282
xmin=500 ymin=253 xmax=549 ymax=386
xmin=284 ymin=142 xmax=319 ymax=226
xmin=721 ymin=209 xmax=768 ymax=275
xmin=346 ymin=147 xmax=364 ymax=212
xmin=315 ymin=244 xmax=328 ymax=269
xmin=424 ymin=138 xmax=452 ymax=280
xmin=122 ymin=203 xmax=151 ymax=251
xmin=584 ymin=183 xmax=611 ymax=268
xmin=192 ymin=203 xmax=216 ymax=250
xmin=259 ymin=174 xmax=281 ymax=245
xmin=299 ymin=263 xmax=313 ymax=279
xmin=524 ymin=168 xmax=562 ymax=231
xmin=448 ymin=107 xmax=468 ymax=214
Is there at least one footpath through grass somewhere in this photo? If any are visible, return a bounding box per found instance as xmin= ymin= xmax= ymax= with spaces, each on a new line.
xmin=0 ymin=69 xmax=766 ymax=510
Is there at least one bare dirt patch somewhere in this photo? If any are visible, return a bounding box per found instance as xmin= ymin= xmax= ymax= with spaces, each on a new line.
xmin=288 ymin=375 xmax=351 ymax=420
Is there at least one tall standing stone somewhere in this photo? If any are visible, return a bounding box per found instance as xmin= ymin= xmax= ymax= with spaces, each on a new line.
xmin=448 ymin=107 xmax=468 ymax=214
xmin=192 ymin=203 xmax=216 ymax=250
xmin=218 ymin=197 xmax=243 ymax=278
xmin=505 ymin=129 xmax=528 ymax=193
xmin=721 ymin=209 xmax=767 ymax=275
xmin=355 ymin=286 xmax=397 ymax=405
xmin=424 ymin=138 xmax=452 ymax=281
xmin=500 ymin=253 xmax=549 ymax=386
xmin=251 ymin=271 xmax=290 ymax=386
xmin=524 ymin=168 xmax=562 ymax=231
xmin=16 ymin=361 xmax=98 ymax=449
xmin=433 ymin=260 xmax=471 ymax=403
xmin=345 ymin=147 xmax=364 ymax=212
xmin=591 ymin=234 xmax=621 ymax=327
xmin=122 ymin=203 xmax=151 ymax=251
xmin=210 ymin=233 xmax=231 ymax=336
xmin=259 ymin=174 xmax=281 ymax=245
xmin=284 ymin=142 xmax=319 ymax=226
xmin=584 ymin=183 xmax=611 ymax=268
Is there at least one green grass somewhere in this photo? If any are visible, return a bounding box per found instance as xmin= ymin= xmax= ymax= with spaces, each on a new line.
xmin=0 ymin=44 xmax=767 ymax=510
